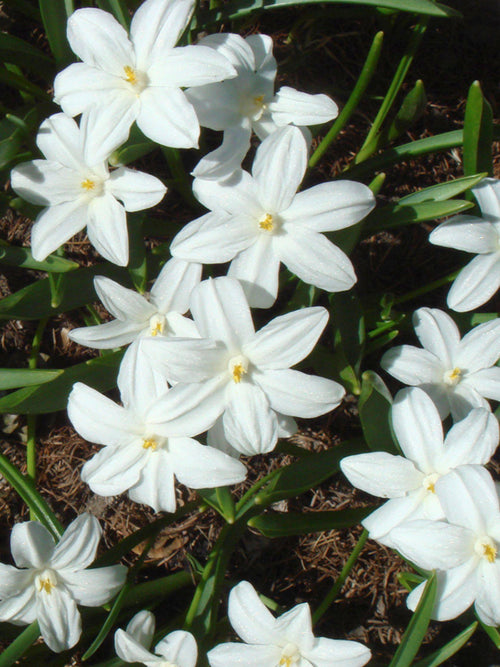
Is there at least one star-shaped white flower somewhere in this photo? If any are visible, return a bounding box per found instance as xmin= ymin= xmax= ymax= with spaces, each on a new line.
xmin=143 ymin=276 xmax=345 ymax=456
xmin=429 ymin=177 xmax=500 ymax=312
xmin=115 ymin=610 xmax=197 ymax=666
xmin=11 ymin=113 xmax=166 ymax=265
xmin=172 ymin=125 xmax=375 ymax=308
xmin=207 ymin=581 xmax=371 ymax=667
xmin=185 ymin=33 xmax=338 ymax=180
xmin=67 ymin=342 xmax=246 ymax=512
xmin=69 ymin=257 xmax=201 ymax=350
xmin=0 ymin=513 xmax=126 ymax=652
xmin=390 ymin=465 xmax=500 ymax=626
xmin=341 ymin=387 xmax=498 ymax=547
xmin=381 ymin=307 xmax=500 ymax=420
xmin=54 ymin=0 xmax=237 ymax=149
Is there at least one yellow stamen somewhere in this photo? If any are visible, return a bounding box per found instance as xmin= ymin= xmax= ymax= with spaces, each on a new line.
xmin=449 ymin=367 xmax=462 ymax=382
xmin=259 ymin=213 xmax=274 ymax=231
xmin=151 ymin=321 xmax=163 ymax=337
xmin=483 ymin=543 xmax=497 ymax=563
xmin=81 ymin=179 xmax=95 ymax=191
xmin=38 ymin=577 xmax=54 ymax=594
xmin=279 ymin=659 xmax=292 ymax=667
xmin=124 ymin=65 xmax=137 ymax=84
xmin=254 ymin=94 xmax=265 ymax=106
xmin=142 ymin=438 xmax=158 ymax=451
xmin=232 ymin=363 xmax=247 ymax=383
xmin=426 ymin=481 xmax=435 ymax=493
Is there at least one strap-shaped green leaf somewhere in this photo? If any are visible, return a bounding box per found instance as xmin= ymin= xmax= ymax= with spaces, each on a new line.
xmin=365 ymin=199 xmax=474 ymax=232
xmin=39 ymin=0 xmax=74 ymax=66
xmin=0 ymin=33 xmax=54 ymax=73
xmin=248 ymin=507 xmax=372 ymax=537
xmin=463 ymin=81 xmax=493 ymax=177
xmin=0 ymin=241 xmax=79 ymax=272
xmin=0 ymin=368 xmax=62 ymax=390
xmin=0 ymin=622 xmax=40 ymax=667
xmin=413 ymin=621 xmax=477 ymax=667
xmin=198 ymin=487 xmax=235 ymax=523
xmin=358 ymin=370 xmax=397 ymax=453
xmin=400 ymin=172 xmax=487 ymax=204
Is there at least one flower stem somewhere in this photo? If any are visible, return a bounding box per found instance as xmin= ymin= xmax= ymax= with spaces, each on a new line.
xmin=26 ymin=318 xmax=48 ymax=497
xmin=393 ymin=270 xmax=459 ymax=306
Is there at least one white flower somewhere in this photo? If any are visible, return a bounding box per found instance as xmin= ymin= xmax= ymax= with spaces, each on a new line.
xmin=185 ymin=33 xmax=338 ymax=180
xmin=54 ymin=0 xmax=236 ymax=149
xmin=429 ymin=177 xmax=500 ymax=312
xmin=115 ymin=610 xmax=197 ymax=666
xmin=69 ymin=257 xmax=201 ymax=350
xmin=207 ymin=581 xmax=371 ymax=667
xmin=172 ymin=125 xmax=375 ymax=308
xmin=390 ymin=465 xmax=500 ymax=626
xmin=341 ymin=387 xmax=498 ymax=547
xmin=143 ymin=276 xmax=345 ymax=456
xmin=381 ymin=307 xmax=500 ymax=420
xmin=0 ymin=513 xmax=126 ymax=652
xmin=67 ymin=341 xmax=246 ymax=512
xmin=11 ymin=113 xmax=166 ymax=265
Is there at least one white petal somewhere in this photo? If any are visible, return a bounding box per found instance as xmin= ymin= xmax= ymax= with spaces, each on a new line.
xmin=30 ymin=199 xmax=87 ymax=261
xmin=155 ymin=630 xmax=197 ymax=667
xmin=107 ymin=167 xmax=166 ymax=211
xmin=11 ymin=522 xmax=54 ymax=569
xmin=94 ymin=275 xmax=155 ymax=322
xmin=429 ymin=215 xmax=499 ymax=253
xmin=62 ymin=564 xmax=126 ymax=606
xmin=244 ymin=306 xmax=328 ymax=369
xmin=82 ymin=442 xmax=145 ymax=496
xmin=143 ymin=337 xmax=226 ymax=384
xmin=131 ymin=0 xmax=194 ymax=69
xmin=412 ymin=307 xmax=461 ymax=367
xmin=126 ymin=610 xmax=156 ymax=649
xmin=447 ymin=253 xmax=500 ymax=312
xmin=191 ymin=124 xmax=251 ymax=181
xmin=150 ymin=257 xmax=201 ymax=315
xmin=198 ymin=32 xmax=256 ymax=71
xmin=252 ymin=125 xmax=307 ymax=212
xmin=193 ymin=169 xmax=262 ymax=217
xmin=164 ymin=312 xmax=200 ymax=338
xmin=69 ymin=319 xmax=145 ymax=350
xmin=148 ymin=45 xmax=236 ymax=88
xmin=362 ymin=492 xmax=429 ymax=546
xmin=185 ymin=81 xmax=243 ymax=130
xmin=475 ymin=560 xmax=500 ymax=627
xmin=380 ymin=345 xmax=444 ymax=385
xmin=51 ymin=514 xmax=100 ymax=571
xmin=0 ymin=586 xmax=36 ymax=625
xmin=137 ymin=87 xmax=199 ymax=148
xmin=463 ymin=366 xmax=500 ymax=400
xmin=190 ymin=277 xmax=255 ymax=350
xmin=281 ymin=181 xmax=374 ymax=233
xmin=68 ymin=382 xmax=139 ymax=447
xmin=228 ymin=235 xmax=281 ymax=309
xmin=11 ymin=160 xmax=79 ymax=206
xmin=341 ymin=452 xmax=423 ymax=498
xmin=223 ymin=382 xmax=279 ymax=455
xmin=171 ymin=211 xmax=256 ymax=264
xmin=36 ymin=113 xmax=83 ymax=168
xmin=115 ymin=628 xmax=158 ymax=664
xmin=275 ymin=603 xmax=314 ymax=651
xmin=391 ymin=387 xmax=444 ymax=473
xmin=207 ymin=416 xmax=240 ymax=457
xmin=208 ymin=642 xmax=281 ymax=666
xmin=87 ymin=194 xmax=129 ymax=266
xmin=67 ymin=8 xmax=134 ymax=76
xmin=228 ymin=580 xmax=279 ymax=645
xmin=440 ymin=408 xmax=498 ymax=469
xmin=0 ymin=565 xmax=32 ymax=598
xmin=305 ymin=637 xmax=371 ymax=667
xmin=118 ymin=340 xmax=168 ymax=416
xmin=472 ymin=177 xmax=500 ymax=219
xmin=389 ymin=519 xmax=473 ymax=570
xmin=169 ymin=436 xmax=247 ymax=486
xmin=80 ymin=101 xmax=137 ymax=167
xmin=456 ymin=318 xmax=500 ymax=372
xmin=246 ymin=33 xmax=276 ymax=78
xmin=277 ymin=226 xmax=356 ymax=293
xmin=37 ymin=585 xmax=81 ymax=652
xmin=268 ymin=86 xmax=338 ymax=127
xmin=128 ymin=451 xmax=176 ymax=512
xmin=448 ymin=383 xmax=490 ymax=421
xmin=254 ymin=368 xmax=345 ymax=418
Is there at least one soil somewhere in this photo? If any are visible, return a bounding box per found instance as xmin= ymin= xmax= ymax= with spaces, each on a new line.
xmin=0 ymin=0 xmax=500 ymax=665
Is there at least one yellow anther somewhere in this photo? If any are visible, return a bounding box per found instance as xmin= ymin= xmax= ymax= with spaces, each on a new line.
xmin=259 ymin=213 xmax=274 ymax=231
xmin=426 ymin=481 xmax=435 ymax=493
xmin=38 ymin=577 xmax=54 ymax=594
xmin=142 ymin=438 xmax=158 ymax=451
xmin=151 ymin=321 xmax=163 ymax=337
xmin=254 ymin=94 xmax=265 ymax=106
xmin=483 ymin=543 xmax=497 ymax=563
xmin=124 ymin=65 xmax=137 ymax=84
xmin=279 ymin=659 xmax=292 ymax=667
xmin=450 ymin=367 xmax=462 ymax=381
xmin=81 ymin=179 xmax=95 ymax=190
xmin=232 ymin=363 xmax=247 ymax=383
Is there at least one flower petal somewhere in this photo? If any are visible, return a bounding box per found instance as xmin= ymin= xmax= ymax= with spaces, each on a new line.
xmin=148 ymin=45 xmax=236 ymax=88
xmin=30 ymin=199 xmax=87 ymax=261
xmin=361 ymin=492 xmax=429 ymax=546
xmin=185 ymin=81 xmax=243 ymax=130
xmin=456 ymin=317 xmax=500 ymax=373
xmin=254 ymin=368 xmax=345 ymax=418
xmin=94 ymin=275 xmax=155 ymax=322
xmin=305 ymin=637 xmax=371 ymax=667
xmin=475 ymin=560 xmax=500 ymax=627
xmin=128 ymin=451 xmax=176 ymax=512
xmin=341 ymin=452 xmax=423 ymax=498
xmin=244 ymin=306 xmax=328 ymax=370
xmin=412 ymin=307 xmax=461 ymax=367
xmin=170 ymin=436 xmax=247 ymax=486
xmin=115 ymin=628 xmax=158 ymax=664
xmin=36 ymin=113 xmax=83 ymax=168
xmin=472 ymin=177 xmax=500 ymax=219
xmin=125 ymin=610 xmax=156 ymax=650
xmin=143 ymin=337 xmax=226 ymax=384
xmin=191 ymin=124 xmax=252 ymax=181
xmin=137 ymin=87 xmax=199 ymax=148
xmin=155 ymin=630 xmax=198 ymax=667
xmin=208 ymin=642 xmax=281 ymax=667
xmin=228 ymin=235 xmax=281 ymax=309
xmin=193 ymin=169 xmax=262 ymax=217
xmin=11 ymin=160 xmax=79 ymax=206
xmin=228 ymin=580 xmax=279 ymax=645
xmin=0 ymin=586 xmax=36 ymax=625
xmin=0 ymin=565 xmax=32 ymax=598
xmin=37 ymin=585 xmax=81 ymax=652
xmin=268 ymin=86 xmax=338 ymax=127
xmin=51 ymin=513 xmax=100 ymax=571
xmin=150 ymin=257 xmax=202 ymax=315
xmin=440 ymin=408 xmax=498 ymax=469
xmin=11 ymin=522 xmax=54 ymax=569
xmin=87 ymin=194 xmax=129 ymax=266
xmin=81 ymin=442 xmax=145 ymax=496
xmin=223 ymin=382 xmax=279 ymax=455
xmin=118 ymin=340 xmax=169 ymax=416
xmin=463 ymin=366 xmax=500 ymax=400
xmin=447 ymin=253 xmax=500 ymax=312
xmin=107 ymin=167 xmax=166 ymax=212
xmin=429 ymin=215 xmax=499 ymax=254
xmin=381 ymin=345 xmax=443 ymax=386
xmin=69 ymin=318 xmax=145 ymax=350
xmin=80 ymin=102 xmax=137 ymax=168
xmin=62 ymin=564 xmax=126 ymax=606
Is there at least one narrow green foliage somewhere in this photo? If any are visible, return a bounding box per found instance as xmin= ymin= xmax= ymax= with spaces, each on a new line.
xmin=248 ymin=507 xmax=372 ymax=537
xmin=365 ymin=199 xmax=474 ymax=232
xmin=399 ymin=172 xmax=487 ymax=204
xmin=0 ymin=65 xmax=51 ymax=101
xmin=0 ymin=33 xmax=54 ymax=74
xmin=463 ymin=81 xmax=494 ymax=177
xmin=198 ymin=487 xmax=236 ymax=523
xmin=81 ymin=583 xmax=131 ymax=661
xmin=39 ymin=0 xmax=74 ymax=66
xmin=358 ymin=371 xmax=397 ymax=453
xmin=480 ymin=622 xmax=500 ymax=649
xmin=0 ymin=241 xmax=79 ymax=272
xmin=127 ymin=214 xmax=148 ymax=293
xmin=0 ymin=368 xmax=61 ymax=390
xmin=413 ymin=621 xmax=478 ymax=667
xmin=0 ymin=622 xmax=40 ymax=667
xmin=388 ymin=572 xmax=437 ymax=667
xmin=386 ymin=79 xmax=427 ymax=142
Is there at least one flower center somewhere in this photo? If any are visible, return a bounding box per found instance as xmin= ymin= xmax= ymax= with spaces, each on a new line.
xmin=35 ymin=569 xmax=57 ymax=594
xmin=80 ymin=175 xmax=104 ymax=197
xmin=123 ymin=65 xmax=148 ymax=93
xmin=142 ymin=435 xmax=167 ymax=452
xmin=240 ymin=92 xmax=267 ymax=120
xmin=422 ymin=472 xmax=439 ymax=493
xmin=475 ymin=536 xmax=498 ymax=563
xmin=259 ymin=213 xmax=274 ymax=232
xmin=149 ymin=313 xmax=167 ymax=337
xmin=228 ymin=355 xmax=249 ymax=383
xmin=279 ymin=643 xmax=301 ymax=666
xmin=443 ymin=367 xmax=463 ymax=386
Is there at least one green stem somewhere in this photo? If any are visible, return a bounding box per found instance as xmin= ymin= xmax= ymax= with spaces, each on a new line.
xmin=26 ymin=318 xmax=48 ymax=498
xmin=479 ymin=621 xmax=500 ymax=649
xmin=0 ymin=622 xmax=40 ymax=667
xmin=355 ymin=18 xmax=428 ymax=164
xmin=309 ymin=31 xmax=384 ymax=169
xmin=393 ymin=270 xmax=459 ymax=306
xmin=312 ymin=529 xmax=368 ymax=624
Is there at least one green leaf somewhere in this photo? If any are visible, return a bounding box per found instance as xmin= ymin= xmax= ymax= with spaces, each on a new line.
xmin=248 ymin=507 xmax=372 ymax=537
xmin=0 ymin=264 xmax=130 ymax=321
xmin=358 ymin=371 xmax=397 ymax=453
xmin=81 ymin=583 xmax=131 ymax=661
xmin=463 ymin=81 xmax=493 ymax=177
xmin=0 ymin=452 xmax=63 ymax=538
xmin=109 ymin=141 xmax=157 ymax=166
xmin=0 ymin=65 xmax=51 ymax=101
xmin=388 ymin=572 xmax=437 ymax=667
xmin=386 ymin=79 xmax=427 ymax=143
xmin=330 ymin=291 xmax=365 ymax=374
xmin=0 ymin=622 xmax=40 ymax=667
xmin=0 ymin=241 xmax=79 ymax=272
xmin=0 ymin=33 xmax=55 ymax=73
xmin=39 ymin=0 xmax=74 ymax=66
xmin=96 ymin=0 xmax=130 ymax=27
xmin=0 ymin=351 xmax=122 ymax=415
xmin=400 ymin=172 xmax=487 ymax=204
xmin=413 ymin=621 xmax=477 ymax=667
xmin=480 ymin=622 xmax=500 ymax=650
xmin=127 ymin=214 xmax=147 ymax=293
xmin=198 ymin=487 xmax=235 ymax=523
xmin=0 ymin=368 xmax=62 ymax=390
xmin=365 ymin=199 xmax=474 ymax=232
